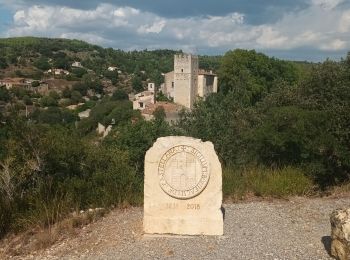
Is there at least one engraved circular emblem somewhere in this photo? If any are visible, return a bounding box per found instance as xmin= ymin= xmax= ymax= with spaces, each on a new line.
xmin=158 ymin=145 xmax=210 ymax=199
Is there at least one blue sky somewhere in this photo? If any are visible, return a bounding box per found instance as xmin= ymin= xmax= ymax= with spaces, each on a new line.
xmin=0 ymin=0 xmax=350 ymax=61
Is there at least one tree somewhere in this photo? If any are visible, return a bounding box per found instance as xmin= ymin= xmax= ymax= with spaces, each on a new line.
xmin=219 ymin=49 xmax=299 ymax=105
xmin=132 ymin=76 xmax=143 ymax=92
xmin=33 ymin=57 xmax=50 ymax=71
xmin=71 ymin=90 xmax=83 ymax=104
xmin=10 ymin=87 xmax=27 ymax=99
xmin=72 ymin=82 xmax=88 ymax=96
xmin=103 ymin=118 xmax=173 ymax=173
xmin=177 ymin=92 xmax=250 ymax=165
xmin=53 ymin=52 xmax=71 ymax=70
xmin=153 ymin=106 xmax=166 ymax=121
xmin=156 ymin=92 xmax=172 ymax=102
xmin=0 ymin=87 xmax=10 ymax=102
xmin=104 ymin=70 xmax=118 ymax=85
xmin=49 ymin=91 xmax=60 ymax=100
xmin=149 ymin=70 xmax=163 ymax=87
xmin=31 ymin=81 xmax=40 ymax=88
xmin=0 ymin=57 xmax=8 ymax=69
xmin=22 ymin=95 xmax=33 ymax=105
xmin=40 ymin=96 xmax=58 ymax=107
xmin=111 ymin=89 xmax=128 ymax=101
xmin=72 ymin=68 xmax=87 ymax=78
xmin=62 ymin=87 xmax=71 ymax=98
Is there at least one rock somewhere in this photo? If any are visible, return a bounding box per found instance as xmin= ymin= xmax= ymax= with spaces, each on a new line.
xmin=330 ymin=208 xmax=350 ymax=260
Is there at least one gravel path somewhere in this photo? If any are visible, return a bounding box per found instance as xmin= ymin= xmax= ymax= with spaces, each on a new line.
xmin=7 ymin=196 xmax=350 ymax=260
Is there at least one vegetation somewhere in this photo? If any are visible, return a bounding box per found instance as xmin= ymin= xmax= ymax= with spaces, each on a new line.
xmin=223 ymin=167 xmax=314 ymax=200
xmin=0 ymin=114 xmax=142 ymax=238
xmin=178 ymin=50 xmax=350 ymax=188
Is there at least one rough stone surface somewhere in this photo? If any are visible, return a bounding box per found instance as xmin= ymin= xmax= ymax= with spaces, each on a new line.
xmin=143 ymin=136 xmax=223 ymax=236
xmin=330 ymin=208 xmax=350 ymax=260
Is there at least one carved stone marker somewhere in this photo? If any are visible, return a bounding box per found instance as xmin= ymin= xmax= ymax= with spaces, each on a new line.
xmin=143 ymin=136 xmax=223 ymax=235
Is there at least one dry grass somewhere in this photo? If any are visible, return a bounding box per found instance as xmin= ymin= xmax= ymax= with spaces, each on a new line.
xmin=0 ymin=208 xmax=107 ymax=258
xmin=223 ymin=166 xmax=315 ymax=201
xmin=324 ymin=182 xmax=350 ymax=198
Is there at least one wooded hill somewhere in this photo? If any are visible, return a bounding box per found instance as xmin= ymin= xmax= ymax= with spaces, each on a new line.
xmin=0 ymin=37 xmax=222 ymax=89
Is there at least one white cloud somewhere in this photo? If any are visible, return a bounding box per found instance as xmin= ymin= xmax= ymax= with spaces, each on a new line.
xmin=256 ymin=26 xmax=288 ymax=48
xmin=4 ymin=2 xmax=350 ymax=57
xmin=320 ymin=39 xmax=347 ymax=50
xmin=113 ymin=7 xmax=140 ymax=18
xmin=59 ymin=32 xmax=112 ymax=46
xmin=137 ymin=19 xmax=166 ymax=34
xmin=339 ymin=10 xmax=350 ymax=32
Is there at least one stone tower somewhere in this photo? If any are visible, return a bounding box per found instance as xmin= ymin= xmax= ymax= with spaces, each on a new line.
xmin=174 ymin=54 xmax=199 ymax=109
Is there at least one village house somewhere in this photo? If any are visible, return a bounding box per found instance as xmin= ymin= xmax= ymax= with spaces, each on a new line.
xmin=107 ymin=66 xmax=118 ymax=71
xmin=132 ymin=83 xmax=156 ymax=110
xmin=72 ymin=61 xmax=83 ymax=68
xmin=0 ymin=78 xmax=31 ymax=90
xmin=35 ymin=81 xmax=49 ymax=95
xmin=0 ymin=78 xmax=51 ymax=95
xmin=78 ymin=109 xmax=91 ymax=119
xmin=45 ymin=69 xmax=70 ymax=76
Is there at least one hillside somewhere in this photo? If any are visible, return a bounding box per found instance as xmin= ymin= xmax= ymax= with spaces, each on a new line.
xmin=0 ymin=37 xmax=311 ymax=88
xmin=0 ymin=37 xmax=221 ymax=87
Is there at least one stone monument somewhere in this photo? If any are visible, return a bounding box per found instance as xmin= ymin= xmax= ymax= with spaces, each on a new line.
xmin=143 ymin=136 xmax=223 ymax=236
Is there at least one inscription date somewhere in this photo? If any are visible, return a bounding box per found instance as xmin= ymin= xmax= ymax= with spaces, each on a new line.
xmin=187 ymin=204 xmax=200 ymax=210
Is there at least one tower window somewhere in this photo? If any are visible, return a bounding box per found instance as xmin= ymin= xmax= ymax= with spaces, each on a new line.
xmin=181 ymin=69 xmax=183 ymax=72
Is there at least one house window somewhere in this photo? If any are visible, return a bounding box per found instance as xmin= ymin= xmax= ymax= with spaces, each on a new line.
xmin=139 ymin=102 xmax=144 ymax=108
xmin=171 ymin=82 xmax=174 ymax=88
xmin=181 ymin=69 xmax=183 ymax=72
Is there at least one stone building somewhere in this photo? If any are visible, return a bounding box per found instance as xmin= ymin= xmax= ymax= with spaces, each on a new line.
xmin=197 ymin=69 xmax=218 ymax=97
xmin=173 ymin=54 xmax=199 ymax=109
xmin=161 ymin=54 xmax=218 ymax=109
xmin=0 ymin=78 xmax=30 ymax=89
xmin=162 ymin=71 xmax=175 ymax=99
xmin=132 ymin=83 xmax=156 ymax=110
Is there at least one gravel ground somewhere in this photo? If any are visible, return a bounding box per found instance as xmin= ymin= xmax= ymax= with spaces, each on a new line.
xmin=5 ymin=196 xmax=350 ymax=260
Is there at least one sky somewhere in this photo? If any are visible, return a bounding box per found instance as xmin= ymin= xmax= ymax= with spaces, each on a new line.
xmin=0 ymin=0 xmax=350 ymax=61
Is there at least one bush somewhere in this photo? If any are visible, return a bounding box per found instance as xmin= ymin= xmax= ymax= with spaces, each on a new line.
xmin=40 ymin=96 xmax=58 ymax=107
xmin=111 ymin=89 xmax=128 ymax=101
xmin=22 ymin=95 xmax=33 ymax=105
xmin=33 ymin=57 xmax=50 ymax=71
xmin=72 ymin=68 xmax=87 ymax=78
xmin=31 ymin=107 xmax=77 ymax=125
xmin=0 ymin=87 xmax=10 ymax=101
xmin=31 ymin=81 xmax=40 ymax=87
xmin=71 ymin=90 xmax=83 ymax=104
